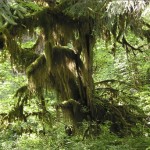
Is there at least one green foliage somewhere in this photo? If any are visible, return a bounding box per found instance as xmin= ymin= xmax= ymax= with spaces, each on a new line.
xmin=0 ymin=1 xmax=17 ymax=30
xmin=0 ymin=0 xmax=43 ymax=31
xmin=0 ymin=1 xmax=150 ymax=150
xmin=0 ymin=122 xmax=149 ymax=150
xmin=19 ymin=1 xmax=42 ymax=12
xmin=0 ymin=51 xmax=27 ymax=113
xmin=93 ymin=40 xmax=115 ymax=82
xmin=142 ymin=3 xmax=150 ymax=23
xmin=107 ymin=0 xmax=146 ymax=17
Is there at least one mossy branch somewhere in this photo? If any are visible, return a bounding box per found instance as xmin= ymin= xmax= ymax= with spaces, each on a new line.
xmin=26 ymin=54 xmax=46 ymax=77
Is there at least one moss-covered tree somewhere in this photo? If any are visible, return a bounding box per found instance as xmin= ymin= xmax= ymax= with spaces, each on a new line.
xmin=0 ymin=0 xmax=149 ymax=135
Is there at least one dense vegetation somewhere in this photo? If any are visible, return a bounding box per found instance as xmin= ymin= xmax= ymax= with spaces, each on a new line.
xmin=0 ymin=0 xmax=150 ymax=149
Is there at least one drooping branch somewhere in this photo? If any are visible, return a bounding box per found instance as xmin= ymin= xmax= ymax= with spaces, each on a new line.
xmin=122 ymin=36 xmax=143 ymax=53
xmin=4 ymin=30 xmax=39 ymax=69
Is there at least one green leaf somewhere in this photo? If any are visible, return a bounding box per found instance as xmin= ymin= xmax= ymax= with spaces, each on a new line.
xmin=22 ymin=2 xmax=42 ymax=11
xmin=16 ymin=10 xmax=24 ymax=19
xmin=1 ymin=12 xmax=17 ymax=25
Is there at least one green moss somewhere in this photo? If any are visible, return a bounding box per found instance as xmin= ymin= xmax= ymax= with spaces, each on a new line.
xmin=3 ymin=5 xmax=96 ymax=127
xmin=26 ymin=54 xmax=46 ymax=77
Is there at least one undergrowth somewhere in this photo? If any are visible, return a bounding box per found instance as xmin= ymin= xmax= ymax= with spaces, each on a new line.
xmin=0 ymin=123 xmax=149 ymax=150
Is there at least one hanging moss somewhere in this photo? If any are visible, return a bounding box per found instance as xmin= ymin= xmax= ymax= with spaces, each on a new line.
xmin=26 ymin=54 xmax=49 ymax=92
xmin=14 ymin=85 xmax=29 ymax=106
xmin=56 ymin=99 xmax=87 ymax=124
xmin=44 ymin=41 xmax=52 ymax=70
xmin=51 ymin=46 xmax=76 ymax=66
xmin=27 ymin=54 xmax=46 ymax=76
xmin=19 ymin=50 xmax=39 ymax=67
xmin=4 ymin=31 xmax=39 ymax=71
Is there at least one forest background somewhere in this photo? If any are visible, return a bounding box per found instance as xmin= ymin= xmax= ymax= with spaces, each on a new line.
xmin=0 ymin=0 xmax=150 ymax=149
